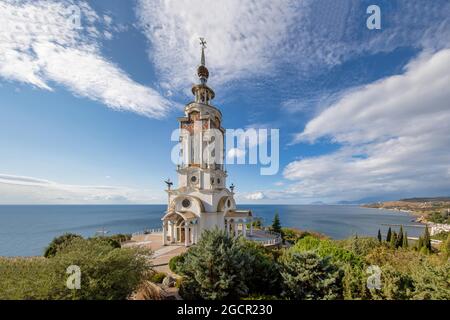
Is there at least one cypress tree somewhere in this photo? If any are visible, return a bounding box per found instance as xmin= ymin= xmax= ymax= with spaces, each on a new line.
xmin=396 ymin=226 xmax=404 ymax=248
xmin=386 ymin=227 xmax=392 ymax=242
xmin=271 ymin=212 xmax=282 ymax=235
xmin=390 ymin=232 xmax=397 ymax=248
xmin=423 ymin=226 xmax=432 ymax=251
xmin=402 ymin=231 xmax=409 ymax=248
xmin=377 ymin=229 xmax=382 ymax=243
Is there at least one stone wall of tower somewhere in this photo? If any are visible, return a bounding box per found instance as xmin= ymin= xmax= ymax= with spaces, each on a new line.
xmin=177 ymin=102 xmax=226 ymax=191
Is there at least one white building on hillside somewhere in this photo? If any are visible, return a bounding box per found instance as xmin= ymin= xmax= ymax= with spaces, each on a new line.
xmin=161 ymin=39 xmax=254 ymax=247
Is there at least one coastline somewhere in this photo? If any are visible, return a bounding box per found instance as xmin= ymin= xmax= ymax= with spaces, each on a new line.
xmin=0 ymin=204 xmax=442 ymax=257
xmin=360 ymin=204 xmax=450 ymax=236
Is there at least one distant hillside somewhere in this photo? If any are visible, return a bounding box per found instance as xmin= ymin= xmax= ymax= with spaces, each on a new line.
xmin=400 ymin=197 xmax=450 ymax=202
xmin=363 ymin=197 xmax=450 ymax=224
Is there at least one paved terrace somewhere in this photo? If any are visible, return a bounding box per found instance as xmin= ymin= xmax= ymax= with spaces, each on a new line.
xmin=122 ymin=233 xmax=186 ymax=274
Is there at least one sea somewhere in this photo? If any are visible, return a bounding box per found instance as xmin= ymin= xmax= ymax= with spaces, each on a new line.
xmin=0 ymin=205 xmax=425 ymax=257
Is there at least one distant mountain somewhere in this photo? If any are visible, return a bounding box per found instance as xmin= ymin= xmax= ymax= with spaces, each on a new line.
xmin=337 ymin=196 xmax=392 ymax=205
xmin=362 ymin=197 xmax=450 ymax=223
xmin=337 ymin=200 xmax=360 ymax=205
xmin=310 ymin=201 xmax=327 ymax=205
xmin=400 ymin=197 xmax=450 ymax=202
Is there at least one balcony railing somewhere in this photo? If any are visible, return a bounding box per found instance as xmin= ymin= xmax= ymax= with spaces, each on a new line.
xmin=132 ymin=228 xmax=163 ymax=237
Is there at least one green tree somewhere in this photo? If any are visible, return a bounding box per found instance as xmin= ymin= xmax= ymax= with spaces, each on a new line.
xmin=238 ymin=239 xmax=281 ymax=295
xmin=271 ymin=212 xmax=282 ymax=235
xmin=403 ymin=232 xmax=409 ymax=248
xmin=390 ymin=232 xmax=397 ymax=248
xmin=377 ymin=229 xmax=382 ymax=243
xmin=423 ymin=226 xmax=432 ymax=251
xmin=177 ymin=229 xmax=252 ymax=299
xmin=396 ymin=226 xmax=404 ymax=248
xmin=279 ymin=251 xmax=343 ymax=300
xmin=386 ymin=227 xmax=392 ymax=242
xmin=44 ymin=233 xmax=83 ymax=258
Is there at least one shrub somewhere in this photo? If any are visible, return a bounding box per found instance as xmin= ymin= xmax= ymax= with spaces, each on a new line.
xmin=44 ymin=233 xmax=83 ymax=258
xmin=149 ymin=272 xmax=166 ymax=284
xmin=281 ymin=228 xmax=326 ymax=244
xmin=293 ymin=236 xmax=363 ymax=267
xmin=169 ymin=253 xmax=185 ymax=274
xmin=432 ymin=231 xmax=450 ymax=241
xmin=0 ymin=238 xmax=150 ymax=300
xmin=410 ymin=261 xmax=450 ymax=300
xmin=49 ymin=238 xmax=150 ymax=300
xmin=278 ymin=251 xmax=344 ymax=300
xmin=369 ymin=264 xmax=414 ymax=300
xmin=111 ymin=234 xmax=132 ymax=243
xmin=365 ymin=245 xmax=450 ymax=300
xmin=442 ymin=233 xmax=450 ymax=259
xmin=175 ymin=277 xmax=183 ymax=288
xmin=0 ymin=257 xmax=57 ymax=300
xmin=89 ymin=234 xmax=133 ymax=249
xmin=341 ymin=264 xmax=371 ymax=300
xmin=337 ymin=236 xmax=381 ymax=256
xmin=365 ymin=246 xmax=424 ymax=274
xmin=132 ymin=281 xmax=168 ymax=300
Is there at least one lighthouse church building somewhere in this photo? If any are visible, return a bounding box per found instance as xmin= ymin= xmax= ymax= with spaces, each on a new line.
xmin=160 ymin=40 xmax=257 ymax=247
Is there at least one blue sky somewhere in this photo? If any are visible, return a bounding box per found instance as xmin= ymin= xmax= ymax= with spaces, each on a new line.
xmin=0 ymin=0 xmax=449 ymax=204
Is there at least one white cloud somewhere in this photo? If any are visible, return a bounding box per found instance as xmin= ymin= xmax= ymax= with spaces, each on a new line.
xmin=0 ymin=174 xmax=162 ymax=204
xmin=243 ymin=192 xmax=266 ymax=201
xmin=0 ymin=0 xmax=172 ymax=118
xmin=227 ymin=148 xmax=246 ymax=160
xmin=136 ymin=0 xmax=301 ymax=90
xmin=283 ymin=49 xmax=450 ymax=201
xmin=136 ymin=0 xmax=450 ymax=93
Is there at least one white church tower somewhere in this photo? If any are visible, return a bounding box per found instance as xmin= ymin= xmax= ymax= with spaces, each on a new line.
xmin=161 ymin=39 xmax=253 ymax=247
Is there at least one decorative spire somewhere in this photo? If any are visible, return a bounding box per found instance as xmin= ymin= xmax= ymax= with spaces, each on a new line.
xmin=197 ymin=37 xmax=209 ymax=84
xmin=200 ymin=37 xmax=206 ymax=66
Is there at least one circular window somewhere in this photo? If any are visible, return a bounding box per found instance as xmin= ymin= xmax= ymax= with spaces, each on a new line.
xmin=190 ymin=175 xmax=198 ymax=183
xmin=227 ymin=199 xmax=231 ymax=207
xmin=182 ymin=199 xmax=191 ymax=208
